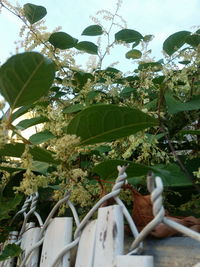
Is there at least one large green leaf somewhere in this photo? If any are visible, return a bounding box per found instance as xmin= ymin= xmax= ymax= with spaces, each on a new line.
xmin=152 ymin=163 xmax=192 ymax=187
xmin=0 ymin=143 xmax=58 ymax=164
xmin=49 ymin=32 xmax=78 ymax=49
xmin=92 ymin=160 xmax=192 ymax=187
xmin=29 ymin=130 xmax=56 ymax=144
xmin=0 ymin=52 xmax=55 ymax=109
xmin=16 ymin=116 xmax=49 ymax=130
xmin=82 ymin=25 xmax=103 ymax=36
xmin=163 ymin=31 xmax=191 ymax=56
xmin=115 ymin=29 xmax=143 ymax=43
xmin=23 ymin=3 xmax=47 ymax=24
xmin=75 ymin=41 xmax=98 ymax=55
xmin=67 ymin=104 xmax=158 ymax=145
xmin=92 ymin=159 xmax=150 ymax=180
xmin=165 ymin=92 xmax=200 ymax=114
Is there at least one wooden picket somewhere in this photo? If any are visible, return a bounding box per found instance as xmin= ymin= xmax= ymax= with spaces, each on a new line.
xmin=92 ymin=205 xmax=124 ymax=267
xmin=75 ymin=220 xmax=97 ymax=267
xmin=17 ymin=223 xmax=40 ymax=267
xmin=40 ymin=217 xmax=72 ymax=267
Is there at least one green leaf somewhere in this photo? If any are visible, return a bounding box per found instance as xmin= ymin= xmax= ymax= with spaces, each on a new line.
xmin=178 ymin=60 xmax=191 ymax=65
xmin=0 ymin=244 xmax=22 ymax=261
xmin=152 ymin=163 xmax=192 ymax=187
xmin=179 ymin=130 xmax=200 ymax=135
xmin=86 ymin=91 xmax=103 ymax=101
xmin=92 ymin=160 xmax=192 ymax=187
xmin=94 ymin=145 xmax=111 ymax=154
xmin=67 ymin=104 xmax=158 ymax=145
xmin=152 ymin=76 xmax=165 ymax=85
xmin=120 ymin=87 xmax=136 ymax=98
xmin=0 ymin=194 xmax=23 ymax=221
xmin=49 ymin=32 xmax=78 ymax=49
xmin=132 ymin=40 xmax=140 ymax=48
xmin=145 ymin=98 xmax=158 ymax=111
xmin=0 ymin=52 xmax=55 ymax=109
xmin=92 ymin=159 xmax=150 ymax=180
xmin=31 ymin=161 xmax=50 ymax=174
xmin=0 ymin=166 xmax=24 ymax=173
xmin=115 ymin=29 xmax=143 ymax=43
xmin=0 ymin=143 xmax=58 ymax=164
xmin=125 ymin=49 xmax=142 ymax=59
xmin=2 ymin=173 xmax=24 ymax=198
xmin=10 ymin=104 xmax=33 ymax=122
xmin=29 ymin=130 xmax=56 ymax=145
xmin=11 ymin=102 xmax=49 ymax=122
xmin=16 ymin=116 xmax=49 ymax=130
xmin=82 ymin=25 xmax=103 ymax=36
xmin=23 ymin=3 xmax=47 ymax=24
xmin=186 ymin=34 xmax=200 ymax=47
xmin=163 ymin=31 xmax=191 ymax=56
xmin=63 ymin=103 xmax=84 ymax=114
xmin=165 ymin=92 xmax=200 ymax=114
xmin=138 ymin=62 xmax=162 ymax=72
xmin=75 ymin=41 xmax=98 ymax=55
xmin=72 ymin=71 xmax=94 ymax=88
xmin=143 ymin=34 xmax=154 ymax=42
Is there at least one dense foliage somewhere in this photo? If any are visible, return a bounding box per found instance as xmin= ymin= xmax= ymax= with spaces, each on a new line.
xmin=0 ymin=0 xmax=199 ymax=249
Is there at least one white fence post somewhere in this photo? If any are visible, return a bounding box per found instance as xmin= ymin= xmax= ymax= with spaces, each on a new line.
xmin=93 ymin=205 xmax=124 ymax=267
xmin=40 ymin=217 xmax=73 ymax=267
xmin=75 ymin=220 xmax=97 ymax=267
xmin=17 ymin=222 xmax=41 ymax=267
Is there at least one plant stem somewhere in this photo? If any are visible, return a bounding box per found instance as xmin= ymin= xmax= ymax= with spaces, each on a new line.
xmin=161 ymin=126 xmax=200 ymax=193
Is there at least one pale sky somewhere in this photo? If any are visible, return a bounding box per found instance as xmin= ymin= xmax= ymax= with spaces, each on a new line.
xmin=0 ymin=0 xmax=199 ymax=71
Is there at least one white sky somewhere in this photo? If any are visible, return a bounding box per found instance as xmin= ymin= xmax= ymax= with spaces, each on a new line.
xmin=0 ymin=0 xmax=199 ymax=71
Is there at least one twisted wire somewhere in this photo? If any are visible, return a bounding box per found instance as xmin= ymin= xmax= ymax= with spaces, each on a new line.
xmin=19 ymin=192 xmax=71 ymax=267
xmin=10 ymin=195 xmax=32 ymax=226
xmin=129 ymin=174 xmax=200 ymax=254
xmin=51 ymin=165 xmax=142 ymax=266
xmin=19 ymin=192 xmax=41 ymax=237
xmin=74 ymin=165 xmax=128 ymax=239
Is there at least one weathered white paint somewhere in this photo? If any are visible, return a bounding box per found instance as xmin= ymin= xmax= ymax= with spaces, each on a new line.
xmin=0 ymin=231 xmax=18 ymax=267
xmin=93 ymin=205 xmax=124 ymax=267
xmin=116 ymin=255 xmax=154 ymax=267
xmin=193 ymin=264 xmax=200 ymax=267
xmin=40 ymin=217 xmax=73 ymax=267
xmin=18 ymin=223 xmax=40 ymax=267
xmin=75 ymin=220 xmax=97 ymax=267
